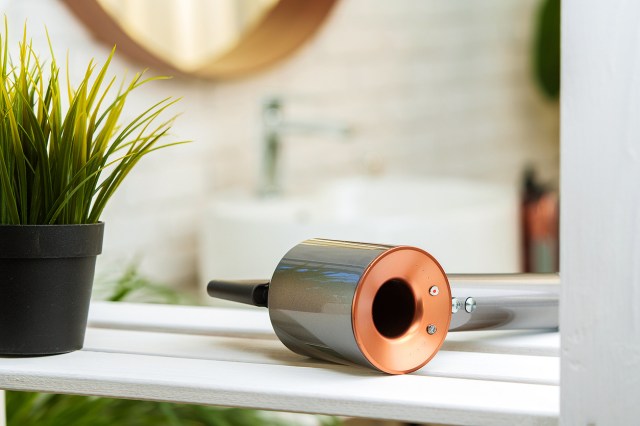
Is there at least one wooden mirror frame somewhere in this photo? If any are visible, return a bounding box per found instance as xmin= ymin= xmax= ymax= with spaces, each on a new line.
xmin=62 ymin=0 xmax=338 ymax=79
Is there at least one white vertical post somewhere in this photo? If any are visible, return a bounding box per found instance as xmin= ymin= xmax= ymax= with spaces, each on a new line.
xmin=561 ymin=0 xmax=640 ymax=424
xmin=0 ymin=390 xmax=6 ymax=426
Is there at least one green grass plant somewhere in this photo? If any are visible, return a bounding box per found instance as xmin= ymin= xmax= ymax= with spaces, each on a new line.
xmin=5 ymin=392 xmax=298 ymax=426
xmin=0 ymin=22 xmax=183 ymax=224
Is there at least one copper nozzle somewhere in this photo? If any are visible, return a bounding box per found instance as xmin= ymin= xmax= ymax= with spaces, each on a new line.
xmin=352 ymin=246 xmax=451 ymax=374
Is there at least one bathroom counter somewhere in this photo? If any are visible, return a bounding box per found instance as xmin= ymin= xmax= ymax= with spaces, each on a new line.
xmin=0 ymin=302 xmax=559 ymax=425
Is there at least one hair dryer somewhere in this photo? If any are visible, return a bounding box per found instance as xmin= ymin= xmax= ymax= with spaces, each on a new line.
xmin=207 ymin=239 xmax=558 ymax=374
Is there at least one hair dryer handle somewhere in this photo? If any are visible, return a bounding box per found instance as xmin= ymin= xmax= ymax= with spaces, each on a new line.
xmin=207 ymin=280 xmax=270 ymax=307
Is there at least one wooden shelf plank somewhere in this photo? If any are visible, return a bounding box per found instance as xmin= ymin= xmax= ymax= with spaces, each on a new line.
xmin=1 ymin=302 xmax=559 ymax=425
xmin=444 ymin=330 xmax=559 ymax=356
xmin=0 ymin=390 xmax=5 ymax=426
xmin=0 ymin=350 xmax=558 ymax=426
xmin=88 ymin=302 xmax=560 ymax=356
xmin=88 ymin=301 xmax=274 ymax=338
xmin=84 ymin=328 xmax=559 ymax=386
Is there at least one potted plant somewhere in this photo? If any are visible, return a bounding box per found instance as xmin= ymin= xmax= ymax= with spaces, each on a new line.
xmin=0 ymin=24 xmax=183 ymax=355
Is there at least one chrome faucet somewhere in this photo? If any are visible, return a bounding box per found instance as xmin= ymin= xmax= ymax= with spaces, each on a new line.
xmin=259 ymin=96 xmax=351 ymax=196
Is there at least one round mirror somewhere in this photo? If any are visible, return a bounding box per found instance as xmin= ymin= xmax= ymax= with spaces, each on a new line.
xmin=62 ymin=0 xmax=337 ymax=78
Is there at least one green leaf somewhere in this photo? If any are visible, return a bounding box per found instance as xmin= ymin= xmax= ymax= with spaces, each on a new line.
xmin=533 ymin=0 xmax=561 ymax=100
xmin=0 ymin=21 xmax=185 ymax=224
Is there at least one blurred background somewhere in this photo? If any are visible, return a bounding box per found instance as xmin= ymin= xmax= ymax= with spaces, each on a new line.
xmin=1 ymin=0 xmax=559 ymax=424
xmin=1 ymin=0 xmax=559 ymax=299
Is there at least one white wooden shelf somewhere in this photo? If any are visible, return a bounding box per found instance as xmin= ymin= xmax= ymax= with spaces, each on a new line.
xmin=0 ymin=302 xmax=559 ymax=425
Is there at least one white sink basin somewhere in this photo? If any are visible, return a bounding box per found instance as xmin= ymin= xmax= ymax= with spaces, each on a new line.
xmin=199 ymin=177 xmax=520 ymax=301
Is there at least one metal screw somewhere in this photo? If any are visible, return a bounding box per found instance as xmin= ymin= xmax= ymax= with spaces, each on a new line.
xmin=429 ymin=286 xmax=439 ymax=296
xmin=427 ymin=324 xmax=437 ymax=335
xmin=451 ymin=297 xmax=462 ymax=313
xmin=465 ymin=297 xmax=477 ymax=313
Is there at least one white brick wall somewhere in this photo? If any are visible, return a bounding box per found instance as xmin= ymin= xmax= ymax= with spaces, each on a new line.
xmin=2 ymin=0 xmax=558 ymax=289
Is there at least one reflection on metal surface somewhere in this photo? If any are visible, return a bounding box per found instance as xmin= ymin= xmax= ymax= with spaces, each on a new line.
xmin=451 ymin=297 xmax=462 ymax=313
xmin=268 ymin=239 xmax=451 ymax=374
xmin=447 ymin=274 xmax=559 ymax=331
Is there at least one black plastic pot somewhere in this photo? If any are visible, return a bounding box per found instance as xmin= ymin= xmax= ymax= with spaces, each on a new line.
xmin=0 ymin=223 xmax=104 ymax=355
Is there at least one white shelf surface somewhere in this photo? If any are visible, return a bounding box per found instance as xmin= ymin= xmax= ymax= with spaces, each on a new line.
xmin=0 ymin=301 xmax=559 ymax=425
